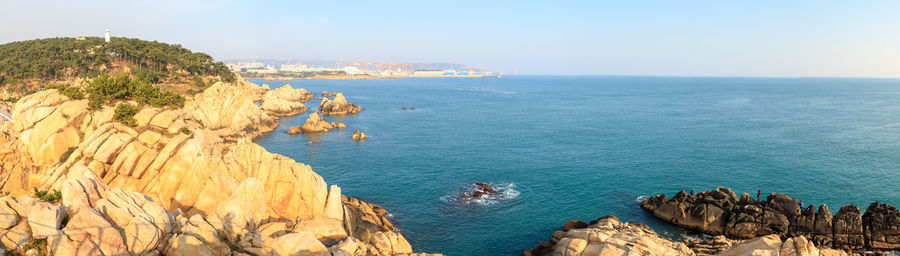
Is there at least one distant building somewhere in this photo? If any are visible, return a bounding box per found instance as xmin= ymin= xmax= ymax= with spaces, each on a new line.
xmin=343 ymin=66 xmax=363 ymax=75
xmin=412 ymin=70 xmax=444 ymax=76
xmin=105 ymin=29 xmax=110 ymax=43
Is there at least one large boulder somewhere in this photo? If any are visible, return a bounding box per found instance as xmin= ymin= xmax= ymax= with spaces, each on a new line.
xmin=862 ymin=202 xmax=900 ymax=250
xmin=833 ymin=205 xmax=864 ymax=251
xmin=265 ymin=232 xmax=329 ymax=256
xmin=717 ymin=234 xmax=782 ymax=256
xmin=27 ymin=202 xmax=65 ymax=238
xmin=812 ymin=204 xmax=834 ymax=247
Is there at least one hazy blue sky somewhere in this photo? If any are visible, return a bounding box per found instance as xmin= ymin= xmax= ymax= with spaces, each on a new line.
xmin=2 ymin=1 xmax=900 ymax=76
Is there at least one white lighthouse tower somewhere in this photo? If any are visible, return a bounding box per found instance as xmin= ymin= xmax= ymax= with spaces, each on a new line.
xmin=104 ymin=29 xmax=110 ymax=43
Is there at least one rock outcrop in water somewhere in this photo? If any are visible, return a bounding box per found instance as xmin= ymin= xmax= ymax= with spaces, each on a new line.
xmin=322 ymin=91 xmax=337 ymax=97
xmin=353 ymin=129 xmax=368 ymax=141
xmin=0 ymin=79 xmax=436 ymax=255
xmin=460 ymin=182 xmax=496 ymax=198
xmin=319 ymin=92 xmax=363 ymax=115
xmin=259 ymin=84 xmax=313 ymax=116
xmin=641 ymin=187 xmax=900 ymax=253
xmin=525 ymin=215 xmax=850 ymax=256
xmin=288 ymin=112 xmax=346 ymax=134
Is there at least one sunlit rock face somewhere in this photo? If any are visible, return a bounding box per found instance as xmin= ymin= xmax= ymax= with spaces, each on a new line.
xmin=0 ymin=83 xmax=435 ymax=255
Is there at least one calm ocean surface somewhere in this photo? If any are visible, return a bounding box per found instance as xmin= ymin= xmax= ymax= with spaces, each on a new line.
xmin=251 ymin=76 xmax=900 ymax=256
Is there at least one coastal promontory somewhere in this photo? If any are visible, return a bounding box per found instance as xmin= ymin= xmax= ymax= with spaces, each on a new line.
xmin=0 ymin=37 xmax=435 ymax=256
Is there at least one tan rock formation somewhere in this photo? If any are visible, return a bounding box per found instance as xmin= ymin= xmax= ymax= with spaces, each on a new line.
xmin=288 ymin=112 xmax=346 ymax=134
xmin=322 ymin=91 xmax=337 ymax=97
xmin=0 ymin=83 xmax=435 ymax=255
xmin=265 ymin=84 xmax=313 ymax=103
xmin=260 ymin=84 xmax=313 ymax=116
xmin=186 ymin=81 xmax=278 ymax=141
xmin=353 ymin=129 xmax=369 ymax=141
xmin=319 ymin=92 xmax=363 ymax=115
xmin=525 ymin=215 xmax=696 ymax=256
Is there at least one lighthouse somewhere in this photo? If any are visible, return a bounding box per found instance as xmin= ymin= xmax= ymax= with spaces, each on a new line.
xmin=105 ymin=29 xmax=110 ymax=43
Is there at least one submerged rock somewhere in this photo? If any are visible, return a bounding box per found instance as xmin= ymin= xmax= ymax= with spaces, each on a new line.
xmin=319 ymin=92 xmax=363 ymax=115
xmin=460 ymin=182 xmax=498 ymax=199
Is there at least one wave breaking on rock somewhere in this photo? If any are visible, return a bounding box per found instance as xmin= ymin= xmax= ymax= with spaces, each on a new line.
xmin=441 ymin=182 xmax=520 ymax=207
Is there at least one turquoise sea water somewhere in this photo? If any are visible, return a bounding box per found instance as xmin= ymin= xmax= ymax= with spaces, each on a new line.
xmin=251 ymin=76 xmax=900 ymax=255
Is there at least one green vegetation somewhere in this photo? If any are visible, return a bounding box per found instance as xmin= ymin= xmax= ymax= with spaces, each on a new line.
xmin=192 ymin=76 xmax=207 ymax=88
xmin=0 ymin=37 xmax=234 ymax=87
xmin=87 ymin=74 xmax=185 ymax=109
xmin=60 ymin=86 xmax=84 ymax=99
xmin=8 ymin=238 xmax=48 ymax=256
xmin=59 ymin=147 xmax=76 ymax=163
xmin=180 ymin=127 xmax=192 ymax=135
xmin=33 ymin=187 xmax=62 ymax=203
xmin=114 ymin=103 xmax=139 ymax=127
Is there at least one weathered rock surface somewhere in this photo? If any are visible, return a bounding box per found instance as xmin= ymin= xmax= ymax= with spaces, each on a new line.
xmin=524 ymin=215 xmax=696 ymax=256
xmin=0 ymin=83 xmax=437 ymax=255
xmin=862 ymin=202 xmax=900 ymax=250
xmin=260 ymin=84 xmax=313 ymax=116
xmin=641 ymin=187 xmax=900 ymax=252
xmin=322 ymin=91 xmax=337 ymax=97
xmin=288 ymin=112 xmax=346 ymax=134
xmin=528 ymin=215 xmax=851 ymax=256
xmin=186 ymin=81 xmax=278 ymax=140
xmin=319 ymin=92 xmax=363 ymax=115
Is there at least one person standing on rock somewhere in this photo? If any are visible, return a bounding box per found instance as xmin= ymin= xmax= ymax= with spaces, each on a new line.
xmin=799 ymin=199 xmax=804 ymax=210
xmin=757 ymin=190 xmax=761 ymax=201
xmin=690 ymin=189 xmax=694 ymax=196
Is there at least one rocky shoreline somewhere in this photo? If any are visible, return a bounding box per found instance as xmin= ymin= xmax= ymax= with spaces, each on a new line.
xmin=0 ymin=78 xmax=435 ymax=255
xmin=641 ymin=187 xmax=900 ymax=253
xmin=523 ymin=188 xmax=899 ymax=256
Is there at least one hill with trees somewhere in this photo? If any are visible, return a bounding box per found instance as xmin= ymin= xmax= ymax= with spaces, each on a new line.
xmin=0 ymin=37 xmax=235 ymax=98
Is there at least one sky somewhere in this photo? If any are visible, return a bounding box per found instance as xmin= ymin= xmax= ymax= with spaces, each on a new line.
xmin=2 ymin=0 xmax=900 ymax=76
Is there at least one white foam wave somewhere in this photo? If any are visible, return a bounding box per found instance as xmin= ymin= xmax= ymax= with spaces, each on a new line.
xmin=441 ymin=182 xmax=520 ymax=207
xmin=635 ymin=195 xmax=647 ymax=203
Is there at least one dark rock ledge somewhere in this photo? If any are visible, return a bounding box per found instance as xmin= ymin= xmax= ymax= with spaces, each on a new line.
xmin=641 ymin=187 xmax=900 ymax=252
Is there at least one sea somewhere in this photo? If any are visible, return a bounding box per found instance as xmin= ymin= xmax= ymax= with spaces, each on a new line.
xmin=250 ymin=76 xmax=900 ymax=256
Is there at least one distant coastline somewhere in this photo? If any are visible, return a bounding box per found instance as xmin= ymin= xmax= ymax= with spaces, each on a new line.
xmin=243 ymin=73 xmax=501 ymax=81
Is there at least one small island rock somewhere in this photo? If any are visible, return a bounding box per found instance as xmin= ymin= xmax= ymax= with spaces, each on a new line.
xmin=319 ymin=92 xmax=363 ymax=115
xmin=287 ymin=112 xmax=346 ymax=134
xmin=352 ymin=129 xmax=368 ymax=141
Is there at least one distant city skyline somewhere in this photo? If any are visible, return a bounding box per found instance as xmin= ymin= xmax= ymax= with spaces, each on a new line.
xmin=2 ymin=1 xmax=900 ymax=77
